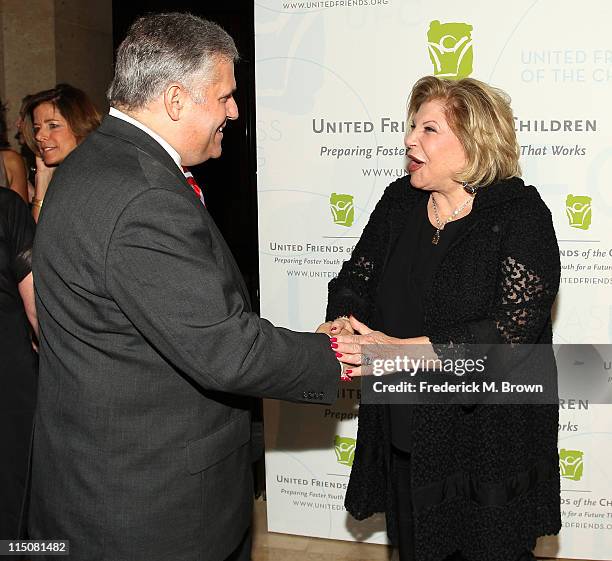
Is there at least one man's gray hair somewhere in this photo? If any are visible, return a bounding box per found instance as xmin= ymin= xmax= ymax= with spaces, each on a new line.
xmin=107 ymin=13 xmax=239 ymax=110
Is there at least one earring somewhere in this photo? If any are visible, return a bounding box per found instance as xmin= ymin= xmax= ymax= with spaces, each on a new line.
xmin=463 ymin=181 xmax=478 ymax=195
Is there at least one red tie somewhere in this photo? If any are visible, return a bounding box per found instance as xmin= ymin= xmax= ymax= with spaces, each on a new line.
xmin=182 ymin=166 xmax=206 ymax=207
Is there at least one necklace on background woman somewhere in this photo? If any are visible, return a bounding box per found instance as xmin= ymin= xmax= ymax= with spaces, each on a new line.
xmin=430 ymin=193 xmax=475 ymax=245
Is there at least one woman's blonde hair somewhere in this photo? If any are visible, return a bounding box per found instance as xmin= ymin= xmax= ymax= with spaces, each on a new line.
xmin=407 ymin=76 xmax=521 ymax=187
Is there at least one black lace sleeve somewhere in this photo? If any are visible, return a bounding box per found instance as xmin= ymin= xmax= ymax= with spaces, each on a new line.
xmin=429 ymin=200 xmax=560 ymax=346
xmin=325 ymin=178 xmax=410 ymax=323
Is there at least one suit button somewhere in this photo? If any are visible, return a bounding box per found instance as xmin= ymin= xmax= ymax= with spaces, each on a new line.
xmin=491 ymin=224 xmax=500 ymax=233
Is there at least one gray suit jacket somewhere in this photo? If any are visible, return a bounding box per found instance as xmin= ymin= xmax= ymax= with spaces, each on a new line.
xmin=30 ymin=116 xmax=339 ymax=561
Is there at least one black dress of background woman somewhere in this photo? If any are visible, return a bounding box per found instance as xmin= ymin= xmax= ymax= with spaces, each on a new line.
xmin=0 ymin=188 xmax=37 ymax=550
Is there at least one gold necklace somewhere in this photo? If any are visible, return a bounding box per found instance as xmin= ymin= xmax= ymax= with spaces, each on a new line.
xmin=430 ymin=193 xmax=474 ymax=245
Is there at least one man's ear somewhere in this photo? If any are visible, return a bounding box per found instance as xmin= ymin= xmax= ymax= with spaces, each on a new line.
xmin=163 ymin=84 xmax=186 ymax=121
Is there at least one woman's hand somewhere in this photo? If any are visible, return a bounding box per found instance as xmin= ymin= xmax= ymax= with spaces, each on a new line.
xmin=331 ymin=316 xmax=402 ymax=377
xmin=332 ymin=317 xmax=431 ymax=377
xmin=32 ymin=155 xmax=55 ymax=221
xmin=34 ymin=155 xmax=55 ymax=197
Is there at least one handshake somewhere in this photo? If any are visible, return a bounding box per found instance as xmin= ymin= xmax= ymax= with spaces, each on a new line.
xmin=315 ymin=315 xmax=397 ymax=381
xmin=317 ymin=315 xmax=357 ymax=381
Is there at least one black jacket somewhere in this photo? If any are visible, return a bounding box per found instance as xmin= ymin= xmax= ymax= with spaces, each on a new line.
xmin=327 ymin=175 xmax=561 ymax=561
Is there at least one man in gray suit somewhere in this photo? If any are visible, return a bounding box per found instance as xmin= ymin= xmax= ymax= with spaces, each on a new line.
xmin=30 ymin=13 xmax=341 ymax=561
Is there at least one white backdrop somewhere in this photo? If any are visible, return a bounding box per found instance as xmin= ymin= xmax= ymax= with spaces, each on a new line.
xmin=254 ymin=1 xmax=612 ymax=558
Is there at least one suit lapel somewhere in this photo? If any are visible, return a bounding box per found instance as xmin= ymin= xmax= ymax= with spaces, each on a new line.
xmin=99 ymin=115 xmax=253 ymax=310
xmin=97 ymin=115 xmax=187 ymax=186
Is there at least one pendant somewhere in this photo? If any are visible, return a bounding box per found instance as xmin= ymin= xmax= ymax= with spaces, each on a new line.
xmin=432 ymin=229 xmax=440 ymax=245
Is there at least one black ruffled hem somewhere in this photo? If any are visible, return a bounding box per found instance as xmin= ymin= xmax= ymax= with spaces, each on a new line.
xmin=413 ymin=457 xmax=557 ymax=514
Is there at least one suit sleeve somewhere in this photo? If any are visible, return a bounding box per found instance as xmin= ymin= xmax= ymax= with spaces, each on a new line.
xmin=105 ymin=188 xmax=339 ymax=403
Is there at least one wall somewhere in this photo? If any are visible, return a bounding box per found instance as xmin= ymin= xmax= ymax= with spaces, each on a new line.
xmin=0 ymin=0 xmax=112 ymax=149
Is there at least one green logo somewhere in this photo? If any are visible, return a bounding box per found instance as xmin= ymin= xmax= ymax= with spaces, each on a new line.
xmin=566 ymin=194 xmax=592 ymax=230
xmin=559 ymin=449 xmax=584 ymax=481
xmin=334 ymin=435 xmax=356 ymax=467
xmin=330 ymin=193 xmax=354 ymax=227
xmin=427 ymin=20 xmax=474 ymax=80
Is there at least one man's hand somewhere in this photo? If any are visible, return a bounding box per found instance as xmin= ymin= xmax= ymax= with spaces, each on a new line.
xmin=317 ymin=317 xmax=357 ymax=381
xmin=316 ymin=316 xmax=355 ymax=336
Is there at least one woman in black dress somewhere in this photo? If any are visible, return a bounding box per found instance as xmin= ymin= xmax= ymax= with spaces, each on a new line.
xmin=324 ymin=77 xmax=561 ymax=561
xmin=0 ymin=187 xmax=37 ymax=546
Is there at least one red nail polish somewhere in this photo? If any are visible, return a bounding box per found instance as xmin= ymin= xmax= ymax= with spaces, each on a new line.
xmin=331 ymin=343 xmax=338 ymax=349
xmin=335 ymin=352 xmax=343 ymax=358
xmin=345 ymin=369 xmax=352 ymax=374
xmin=329 ymin=337 xmax=337 ymax=342
xmin=340 ymin=375 xmax=352 ymax=382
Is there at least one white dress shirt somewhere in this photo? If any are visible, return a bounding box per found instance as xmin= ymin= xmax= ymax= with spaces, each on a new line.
xmin=109 ymin=107 xmax=182 ymax=171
